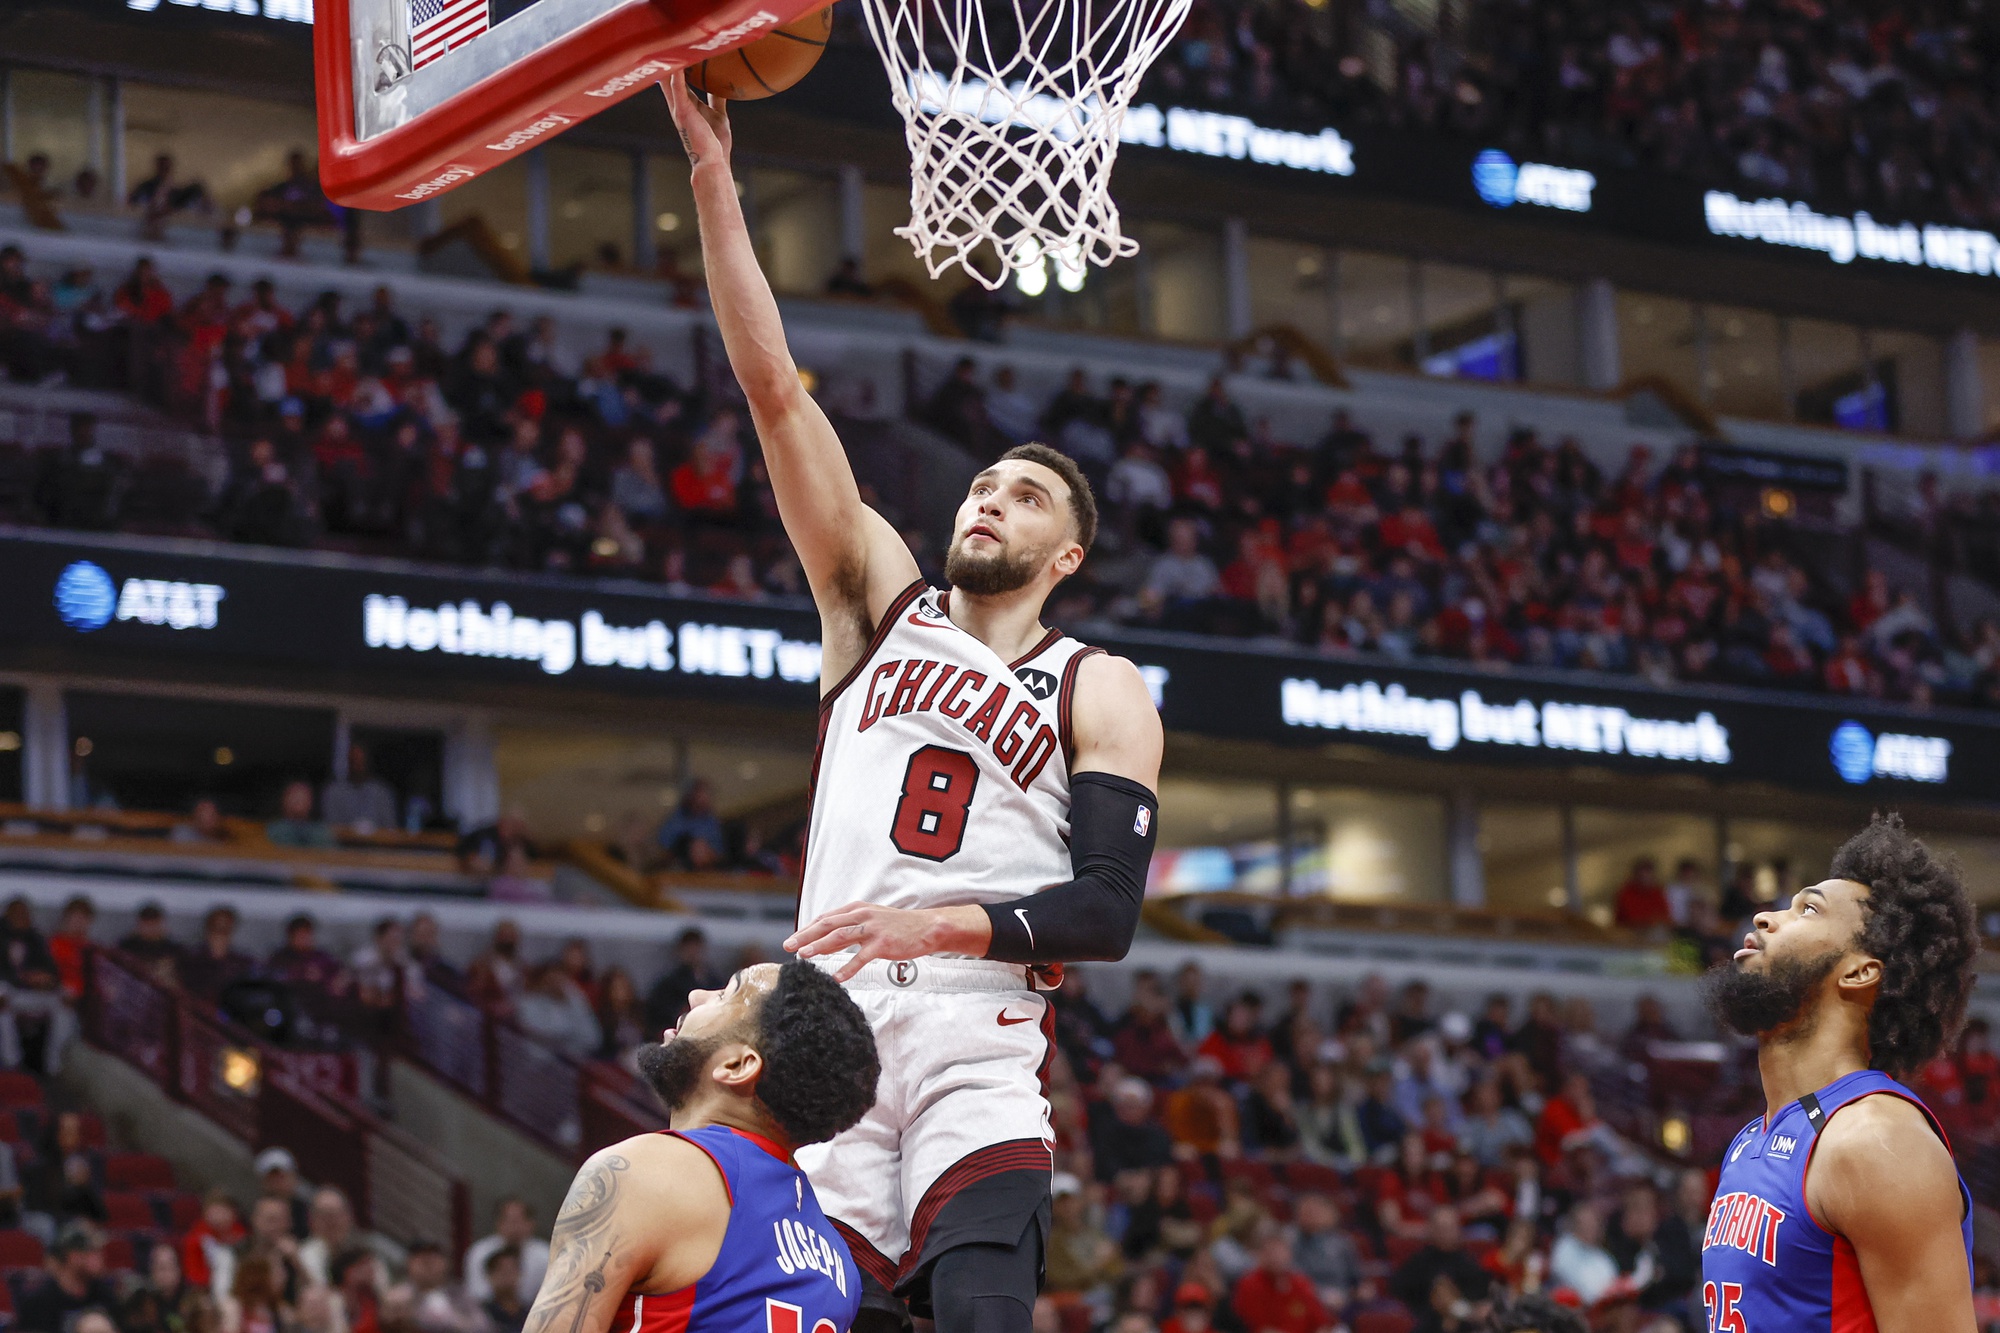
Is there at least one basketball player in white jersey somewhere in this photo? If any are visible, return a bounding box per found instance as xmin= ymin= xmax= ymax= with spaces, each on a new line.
xmin=667 ymin=75 xmax=1163 ymax=1333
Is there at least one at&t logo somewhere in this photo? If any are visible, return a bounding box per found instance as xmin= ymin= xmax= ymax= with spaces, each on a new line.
xmin=1829 ymin=720 xmax=1951 ymax=785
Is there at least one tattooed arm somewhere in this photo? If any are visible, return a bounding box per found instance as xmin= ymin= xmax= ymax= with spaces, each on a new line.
xmin=523 ymin=1134 xmax=732 ymax=1333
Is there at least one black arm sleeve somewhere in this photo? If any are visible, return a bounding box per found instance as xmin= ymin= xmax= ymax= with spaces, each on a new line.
xmin=980 ymin=771 xmax=1159 ymax=965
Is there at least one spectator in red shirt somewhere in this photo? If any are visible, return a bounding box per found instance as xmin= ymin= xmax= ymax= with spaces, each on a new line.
xmin=1377 ymin=1132 xmax=1450 ymax=1242
xmin=1536 ymin=1072 xmax=1601 ymax=1167
xmin=1160 ymin=1284 xmax=1216 ymax=1333
xmin=113 ymin=257 xmax=174 ymax=325
xmin=182 ymin=1190 xmax=246 ymax=1289
xmin=1847 ymin=569 xmax=1891 ymax=636
xmin=1824 ymin=634 xmax=1879 ymax=696
xmin=1957 ymin=1018 xmax=2000 ymax=1129
xmin=1232 ymin=1227 xmax=1329 ymax=1333
xmin=671 ymin=439 xmax=740 ymax=514
xmin=1612 ymin=858 xmax=1672 ymax=929
xmin=47 ymin=897 xmax=93 ymax=1002
xmin=1197 ymin=994 xmax=1274 ymax=1082
xmin=1111 ymin=971 xmax=1185 ymax=1082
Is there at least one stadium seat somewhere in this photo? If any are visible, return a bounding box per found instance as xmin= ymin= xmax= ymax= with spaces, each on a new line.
xmin=0 ymin=1076 xmax=43 ymax=1111
xmin=1383 ymin=1236 xmax=1424 ymax=1267
xmin=1353 ymin=1308 xmax=1415 ymax=1333
xmin=1219 ymin=1159 xmax=1274 ymax=1190
xmin=101 ymin=1236 xmax=136 ymax=1272
xmin=164 ymin=1194 xmax=203 ymax=1232
xmin=76 ymin=1114 xmax=106 ymax=1148
xmin=103 ymin=1192 xmax=156 ymax=1230
xmin=103 ymin=1153 xmax=176 ymax=1190
xmin=1282 ymin=1162 xmax=1346 ymax=1195
xmin=0 ymin=1234 xmax=43 ymax=1270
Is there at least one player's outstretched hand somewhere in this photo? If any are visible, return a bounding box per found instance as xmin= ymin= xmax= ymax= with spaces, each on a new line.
xmin=663 ymin=71 xmax=733 ymax=167
xmin=786 ymin=901 xmax=991 ymax=982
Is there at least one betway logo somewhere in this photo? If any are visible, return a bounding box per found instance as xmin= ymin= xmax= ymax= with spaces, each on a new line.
xmin=361 ymin=595 xmax=821 ymax=683
xmin=691 ymin=10 xmax=779 ymax=51
xmin=583 ymin=60 xmax=676 ymax=98
xmin=1279 ymin=678 xmax=1731 ymax=764
xmin=395 ymin=165 xmax=475 ymax=201
xmin=487 ymin=113 xmax=571 ymax=152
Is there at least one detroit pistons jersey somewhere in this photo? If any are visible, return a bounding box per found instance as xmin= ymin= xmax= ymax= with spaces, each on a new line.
xmin=617 ymin=1125 xmax=861 ymax=1333
xmin=1703 ymin=1069 xmax=1971 ymax=1333
xmin=799 ymin=581 xmax=1103 ymax=926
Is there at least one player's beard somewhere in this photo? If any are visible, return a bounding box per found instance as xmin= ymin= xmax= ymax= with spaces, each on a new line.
xmin=635 ymin=1032 xmax=724 ymax=1113
xmin=945 ymin=534 xmax=1044 ymax=595
xmin=1702 ymin=945 xmax=1844 ymax=1038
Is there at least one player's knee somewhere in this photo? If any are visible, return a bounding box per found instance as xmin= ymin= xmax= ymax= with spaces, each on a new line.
xmin=927 ymin=1238 xmax=1040 ymax=1333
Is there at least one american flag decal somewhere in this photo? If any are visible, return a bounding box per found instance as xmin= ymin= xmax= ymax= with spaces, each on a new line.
xmin=410 ymin=0 xmax=488 ymax=68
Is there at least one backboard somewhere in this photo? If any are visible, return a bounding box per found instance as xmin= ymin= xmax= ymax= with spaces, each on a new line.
xmin=314 ymin=0 xmax=828 ymax=209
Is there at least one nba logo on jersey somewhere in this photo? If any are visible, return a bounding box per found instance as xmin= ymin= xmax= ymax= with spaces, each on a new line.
xmin=1768 ymin=1133 xmax=1797 ymax=1160
xmin=1134 ymin=807 xmax=1151 ymax=836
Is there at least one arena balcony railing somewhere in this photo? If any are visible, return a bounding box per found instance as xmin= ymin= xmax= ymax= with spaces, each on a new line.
xmin=80 ymin=944 xmax=473 ymax=1256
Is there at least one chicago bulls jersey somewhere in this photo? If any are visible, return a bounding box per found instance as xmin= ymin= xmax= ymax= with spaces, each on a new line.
xmin=799 ymin=581 xmax=1102 ymax=928
xmin=1703 ymin=1069 xmax=1971 ymax=1333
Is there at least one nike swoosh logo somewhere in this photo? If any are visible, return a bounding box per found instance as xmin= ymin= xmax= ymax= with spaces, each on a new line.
xmin=997 ymin=1012 xmax=1034 ymax=1026
xmin=1014 ymin=907 xmax=1034 ymax=948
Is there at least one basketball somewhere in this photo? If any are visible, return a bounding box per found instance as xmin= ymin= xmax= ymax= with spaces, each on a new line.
xmin=687 ymin=4 xmax=834 ymax=101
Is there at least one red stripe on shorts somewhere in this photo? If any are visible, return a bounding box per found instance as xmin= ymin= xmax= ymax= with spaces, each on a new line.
xmin=898 ymin=1139 xmax=1054 ymax=1281
xmin=829 ymin=1218 xmax=899 ymax=1292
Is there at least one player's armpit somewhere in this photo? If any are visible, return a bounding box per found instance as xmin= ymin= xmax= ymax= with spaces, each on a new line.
xmin=524 ymin=1135 xmax=732 ymax=1333
xmin=1067 ymin=654 xmax=1163 ymax=789
xmin=1805 ymin=1095 xmax=1974 ymax=1333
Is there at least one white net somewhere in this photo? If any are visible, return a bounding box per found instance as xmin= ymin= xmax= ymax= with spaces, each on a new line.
xmin=856 ymin=0 xmax=1192 ymax=289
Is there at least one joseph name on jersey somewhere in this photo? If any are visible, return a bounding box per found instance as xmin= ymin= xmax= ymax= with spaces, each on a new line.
xmin=800 ymin=582 xmax=1102 ymax=925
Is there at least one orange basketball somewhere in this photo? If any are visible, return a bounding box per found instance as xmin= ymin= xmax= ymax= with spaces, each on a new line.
xmin=687 ymin=4 xmax=834 ymax=101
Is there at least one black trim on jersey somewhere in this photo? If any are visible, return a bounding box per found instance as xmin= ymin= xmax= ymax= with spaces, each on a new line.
xmin=980 ymin=771 xmax=1158 ymax=964
xmin=1799 ymin=1092 xmax=1825 ymax=1135
xmin=1056 ymin=646 xmax=1106 ymax=771
xmin=1008 ymin=627 xmax=1064 ymax=671
xmin=818 ymin=578 xmax=930 ymax=713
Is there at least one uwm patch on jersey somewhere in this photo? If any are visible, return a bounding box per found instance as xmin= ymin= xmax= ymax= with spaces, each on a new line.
xmin=799 ymin=583 xmax=1102 ymax=925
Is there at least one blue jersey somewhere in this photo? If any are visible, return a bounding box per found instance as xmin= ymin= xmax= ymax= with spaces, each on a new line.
xmin=1702 ymin=1069 xmax=1971 ymax=1333
xmin=616 ymin=1126 xmax=862 ymax=1333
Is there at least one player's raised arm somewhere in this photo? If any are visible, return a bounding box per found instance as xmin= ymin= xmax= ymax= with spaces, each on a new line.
xmin=1806 ymin=1095 xmax=1976 ymax=1333
xmin=523 ymin=1136 xmax=730 ymax=1333
xmin=664 ymin=75 xmax=918 ymax=675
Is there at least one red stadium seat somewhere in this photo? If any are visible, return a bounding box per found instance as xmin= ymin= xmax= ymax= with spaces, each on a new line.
xmin=1220 ymin=1159 xmax=1274 ymax=1190
xmin=103 ymin=1153 xmax=176 ymax=1191
xmin=165 ymin=1194 xmax=203 ymax=1232
xmin=0 ymin=1232 xmax=44 ymax=1270
xmin=76 ymin=1115 xmax=107 ymax=1148
xmin=103 ymin=1192 xmax=156 ymax=1230
xmin=1283 ymin=1162 xmax=1346 ymax=1195
xmin=0 ymin=1076 xmax=42 ymax=1110
xmin=101 ymin=1236 xmax=136 ymax=1272
xmin=1383 ymin=1236 xmax=1424 ymax=1267
xmin=1353 ymin=1308 xmax=1415 ymax=1333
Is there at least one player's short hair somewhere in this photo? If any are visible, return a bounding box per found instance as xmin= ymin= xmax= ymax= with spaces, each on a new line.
xmin=1001 ymin=443 xmax=1097 ymax=554
xmin=1829 ymin=813 xmax=1978 ymax=1075
xmin=753 ymin=961 xmax=881 ymax=1146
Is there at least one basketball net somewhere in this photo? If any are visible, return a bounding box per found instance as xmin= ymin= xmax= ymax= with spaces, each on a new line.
xmin=856 ymin=0 xmax=1191 ymax=290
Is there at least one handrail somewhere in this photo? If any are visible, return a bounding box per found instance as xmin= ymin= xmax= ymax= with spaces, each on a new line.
xmin=83 ymin=948 xmax=471 ymax=1257
xmin=396 ymin=976 xmax=663 ymax=1161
